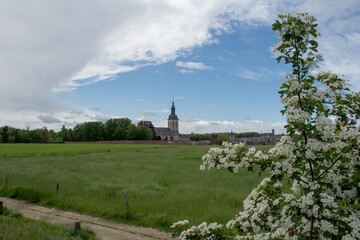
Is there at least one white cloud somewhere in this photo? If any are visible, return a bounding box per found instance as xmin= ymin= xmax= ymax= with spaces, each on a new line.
xmin=176 ymin=61 xmax=214 ymax=70
xmin=0 ymin=0 xmax=283 ymax=116
xmin=0 ymin=105 xmax=116 ymax=131
xmin=179 ymin=69 xmax=195 ymax=74
xmin=182 ymin=119 xmax=286 ymax=134
xmin=294 ymin=0 xmax=360 ymax=89
xmin=155 ymin=117 xmax=286 ymax=134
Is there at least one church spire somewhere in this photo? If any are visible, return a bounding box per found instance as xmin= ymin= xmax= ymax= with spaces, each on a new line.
xmin=168 ymin=100 xmax=179 ymax=132
xmin=171 ymin=101 xmax=176 ymax=115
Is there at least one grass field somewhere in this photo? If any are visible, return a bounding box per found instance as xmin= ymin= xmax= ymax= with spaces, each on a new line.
xmin=0 ymin=143 xmax=173 ymax=158
xmin=0 ymin=143 xmax=271 ymax=231
xmin=0 ymin=207 xmax=97 ymax=240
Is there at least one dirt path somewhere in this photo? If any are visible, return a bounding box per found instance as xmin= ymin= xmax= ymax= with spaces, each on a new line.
xmin=0 ymin=197 xmax=173 ymax=240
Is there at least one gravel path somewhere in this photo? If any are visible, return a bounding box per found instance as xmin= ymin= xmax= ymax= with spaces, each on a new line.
xmin=0 ymin=197 xmax=173 ymax=240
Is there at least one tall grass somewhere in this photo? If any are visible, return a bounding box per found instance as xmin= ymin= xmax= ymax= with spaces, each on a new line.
xmin=0 ymin=144 xmax=270 ymax=231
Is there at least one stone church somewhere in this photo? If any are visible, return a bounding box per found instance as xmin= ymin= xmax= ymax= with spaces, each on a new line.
xmin=138 ymin=101 xmax=181 ymax=141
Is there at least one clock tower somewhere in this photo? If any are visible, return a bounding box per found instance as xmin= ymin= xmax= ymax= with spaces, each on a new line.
xmin=167 ymin=101 xmax=179 ymax=132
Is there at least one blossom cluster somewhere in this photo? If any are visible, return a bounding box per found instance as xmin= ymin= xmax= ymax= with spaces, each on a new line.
xmin=170 ymin=220 xmax=189 ymax=229
xmin=178 ymin=222 xmax=224 ymax=240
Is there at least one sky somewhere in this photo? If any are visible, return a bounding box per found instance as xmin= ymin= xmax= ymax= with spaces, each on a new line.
xmin=0 ymin=0 xmax=359 ymax=134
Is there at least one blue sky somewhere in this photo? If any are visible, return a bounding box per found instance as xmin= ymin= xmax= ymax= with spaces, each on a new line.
xmin=1 ymin=0 xmax=359 ymax=134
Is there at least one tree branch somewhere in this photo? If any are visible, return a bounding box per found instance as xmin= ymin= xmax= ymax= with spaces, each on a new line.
xmin=300 ymin=179 xmax=309 ymax=185
xmin=315 ymin=143 xmax=356 ymax=181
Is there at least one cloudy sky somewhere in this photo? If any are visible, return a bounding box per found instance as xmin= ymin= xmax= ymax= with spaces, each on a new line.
xmin=1 ymin=0 xmax=359 ymax=134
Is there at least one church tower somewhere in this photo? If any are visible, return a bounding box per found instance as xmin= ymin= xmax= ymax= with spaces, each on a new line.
xmin=168 ymin=101 xmax=179 ymax=132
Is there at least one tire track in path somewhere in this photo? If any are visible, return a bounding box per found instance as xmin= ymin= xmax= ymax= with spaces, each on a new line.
xmin=0 ymin=197 xmax=173 ymax=240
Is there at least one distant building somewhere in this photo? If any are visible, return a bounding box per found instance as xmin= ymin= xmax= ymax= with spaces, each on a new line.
xmin=140 ymin=101 xmax=182 ymax=141
xmin=229 ymin=129 xmax=283 ymax=145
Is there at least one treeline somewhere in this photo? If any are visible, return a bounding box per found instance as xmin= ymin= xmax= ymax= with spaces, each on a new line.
xmin=1 ymin=119 xmax=263 ymax=144
xmin=0 ymin=118 xmax=154 ymax=143
xmin=189 ymin=132 xmax=260 ymax=141
xmin=0 ymin=126 xmax=59 ymax=143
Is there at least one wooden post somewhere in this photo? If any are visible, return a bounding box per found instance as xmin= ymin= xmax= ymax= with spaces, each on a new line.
xmin=124 ymin=194 xmax=131 ymax=219
xmin=5 ymin=176 xmax=8 ymax=187
xmin=74 ymin=221 xmax=81 ymax=233
xmin=124 ymin=194 xmax=129 ymax=210
xmin=0 ymin=201 xmax=3 ymax=215
xmin=56 ymin=183 xmax=59 ymax=195
xmin=4 ymin=153 xmax=6 ymax=158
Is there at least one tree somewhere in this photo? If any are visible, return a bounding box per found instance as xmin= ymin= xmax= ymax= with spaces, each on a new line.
xmin=125 ymin=124 xmax=154 ymax=140
xmin=189 ymin=133 xmax=211 ymax=141
xmin=125 ymin=124 xmax=137 ymax=140
xmin=48 ymin=129 xmax=58 ymax=142
xmin=104 ymin=118 xmax=131 ymax=140
xmin=217 ymin=133 xmax=230 ymax=145
xmin=172 ymin=13 xmax=360 ymax=240
xmin=40 ymin=127 xmax=49 ymax=143
xmin=74 ymin=122 xmax=104 ymax=142
xmin=234 ymin=132 xmax=260 ymax=138
xmin=13 ymin=129 xmax=26 ymax=143
xmin=136 ymin=126 xmax=154 ymax=140
xmin=29 ymin=130 xmax=42 ymax=143
xmin=1 ymin=126 xmax=10 ymax=143
xmin=59 ymin=125 xmax=69 ymax=142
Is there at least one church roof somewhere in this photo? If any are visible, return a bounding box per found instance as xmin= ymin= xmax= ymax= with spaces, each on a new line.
xmin=168 ymin=115 xmax=179 ymax=120
xmin=154 ymin=127 xmax=179 ymax=136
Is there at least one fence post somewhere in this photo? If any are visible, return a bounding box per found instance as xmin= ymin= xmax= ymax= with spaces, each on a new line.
xmin=5 ymin=176 xmax=8 ymax=187
xmin=124 ymin=194 xmax=129 ymax=210
xmin=0 ymin=201 xmax=3 ymax=215
xmin=124 ymin=194 xmax=131 ymax=219
xmin=56 ymin=183 xmax=60 ymax=195
xmin=74 ymin=221 xmax=81 ymax=233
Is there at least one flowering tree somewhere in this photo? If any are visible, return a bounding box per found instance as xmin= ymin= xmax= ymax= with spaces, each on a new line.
xmin=171 ymin=13 xmax=360 ymax=240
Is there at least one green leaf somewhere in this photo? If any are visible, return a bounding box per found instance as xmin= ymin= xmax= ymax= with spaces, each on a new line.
xmin=272 ymin=21 xmax=281 ymax=31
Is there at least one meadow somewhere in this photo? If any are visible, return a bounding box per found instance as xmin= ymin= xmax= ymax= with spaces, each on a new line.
xmin=0 ymin=143 xmax=169 ymax=158
xmin=0 ymin=143 xmax=271 ymax=231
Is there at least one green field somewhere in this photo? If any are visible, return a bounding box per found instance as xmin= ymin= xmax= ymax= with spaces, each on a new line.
xmin=0 ymin=143 xmax=172 ymax=158
xmin=0 ymin=207 xmax=97 ymax=240
xmin=0 ymin=143 xmax=270 ymax=231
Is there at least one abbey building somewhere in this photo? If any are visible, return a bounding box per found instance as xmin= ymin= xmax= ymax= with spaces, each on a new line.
xmin=138 ymin=101 xmax=182 ymax=141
